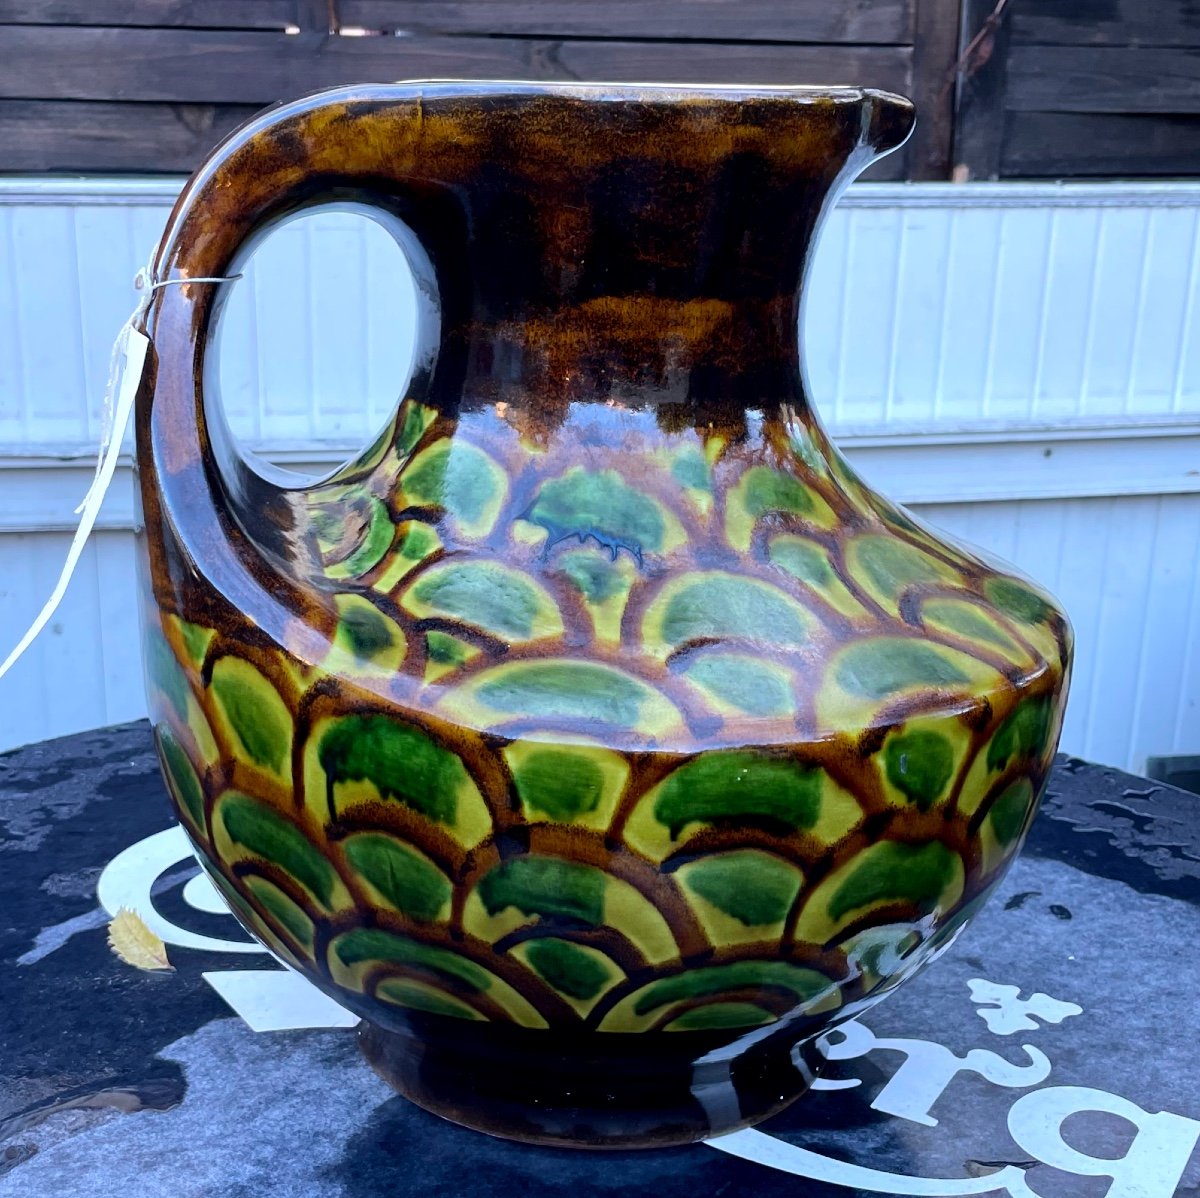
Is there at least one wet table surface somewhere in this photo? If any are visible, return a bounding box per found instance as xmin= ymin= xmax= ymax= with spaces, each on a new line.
xmin=2 ymin=720 xmax=1200 ymax=1198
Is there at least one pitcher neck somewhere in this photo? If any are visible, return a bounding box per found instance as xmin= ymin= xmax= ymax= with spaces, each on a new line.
xmin=394 ymin=85 xmax=915 ymax=419
xmin=454 ymin=287 xmax=807 ymax=413
xmin=439 ymin=172 xmax=818 ymax=415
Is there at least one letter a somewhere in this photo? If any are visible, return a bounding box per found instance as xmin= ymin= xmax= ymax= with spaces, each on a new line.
xmin=1008 ymin=1085 xmax=1200 ymax=1198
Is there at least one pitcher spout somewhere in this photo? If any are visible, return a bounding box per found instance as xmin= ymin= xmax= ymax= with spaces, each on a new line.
xmin=859 ymin=88 xmax=918 ymax=165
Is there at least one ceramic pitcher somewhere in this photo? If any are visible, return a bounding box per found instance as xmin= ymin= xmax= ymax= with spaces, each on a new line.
xmin=135 ymin=82 xmax=1071 ymax=1148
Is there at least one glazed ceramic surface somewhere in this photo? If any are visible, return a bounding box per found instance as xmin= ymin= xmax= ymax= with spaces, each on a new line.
xmin=135 ymin=82 xmax=1071 ymax=1146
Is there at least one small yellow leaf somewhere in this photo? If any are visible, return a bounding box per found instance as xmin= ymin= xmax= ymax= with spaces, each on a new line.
xmin=107 ymin=907 xmax=173 ymax=972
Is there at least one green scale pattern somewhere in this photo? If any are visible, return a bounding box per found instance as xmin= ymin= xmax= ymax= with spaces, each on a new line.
xmin=145 ymin=398 xmax=1070 ymax=1034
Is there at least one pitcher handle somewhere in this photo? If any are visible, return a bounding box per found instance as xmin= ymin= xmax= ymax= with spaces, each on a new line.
xmin=136 ymin=83 xmax=489 ymax=632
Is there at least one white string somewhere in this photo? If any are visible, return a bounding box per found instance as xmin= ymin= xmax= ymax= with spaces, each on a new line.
xmin=0 ymin=269 xmax=239 ymax=684
xmin=73 ymin=267 xmax=151 ymax=517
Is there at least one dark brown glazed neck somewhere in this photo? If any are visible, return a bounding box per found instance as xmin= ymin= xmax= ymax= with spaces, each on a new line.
xmin=414 ymin=88 xmax=915 ymax=415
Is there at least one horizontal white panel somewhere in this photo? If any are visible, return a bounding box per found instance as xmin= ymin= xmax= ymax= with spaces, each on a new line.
xmin=6 ymin=176 xmax=1200 ymax=207
xmin=4 ymin=179 xmax=1200 ymax=450
xmin=2 ymin=422 xmax=1198 ymax=533
xmin=0 ymin=530 xmax=146 ymax=752
xmin=846 ymin=423 xmax=1200 ymax=505
xmin=922 ymin=494 xmax=1200 ymax=775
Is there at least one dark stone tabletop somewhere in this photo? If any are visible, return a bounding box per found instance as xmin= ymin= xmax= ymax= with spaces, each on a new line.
xmin=3 ymin=721 xmax=1200 ymax=1198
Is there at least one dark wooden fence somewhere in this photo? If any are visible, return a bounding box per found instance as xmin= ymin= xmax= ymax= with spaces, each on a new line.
xmin=0 ymin=1 xmax=1197 ymax=181
xmin=955 ymin=0 xmax=1200 ymax=179
xmin=0 ymin=0 xmax=958 ymax=180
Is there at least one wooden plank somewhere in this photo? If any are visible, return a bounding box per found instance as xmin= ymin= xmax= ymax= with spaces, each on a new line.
xmin=907 ymin=0 xmax=960 ymax=179
xmin=1013 ymin=0 xmax=1200 ymax=50
xmin=0 ymin=99 xmax=906 ymax=179
xmin=1001 ymin=110 xmax=1200 ymax=177
xmin=563 ymin=41 xmax=911 ymax=94
xmin=0 ymin=27 xmax=912 ymax=104
xmin=858 ymin=148 xmax=908 ymax=183
xmin=1008 ymin=46 xmax=1200 ymax=114
xmin=0 ymin=0 xmax=916 ymax=43
xmin=341 ymin=1 xmax=915 ymax=45
xmin=0 ymin=100 xmax=260 ymax=172
xmin=951 ymin=0 xmax=1011 ymax=180
xmin=0 ymin=1 xmax=295 ymax=28
xmin=293 ymin=0 xmax=337 ymax=36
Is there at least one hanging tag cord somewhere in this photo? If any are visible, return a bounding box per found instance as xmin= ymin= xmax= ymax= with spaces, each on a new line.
xmin=0 ymin=270 xmax=240 ymax=684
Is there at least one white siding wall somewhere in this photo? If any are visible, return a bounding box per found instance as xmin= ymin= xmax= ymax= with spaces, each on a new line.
xmin=923 ymin=494 xmax=1200 ymax=770
xmin=1 ymin=179 xmax=1197 ymax=771
xmin=807 ymin=189 xmax=1200 ymax=430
